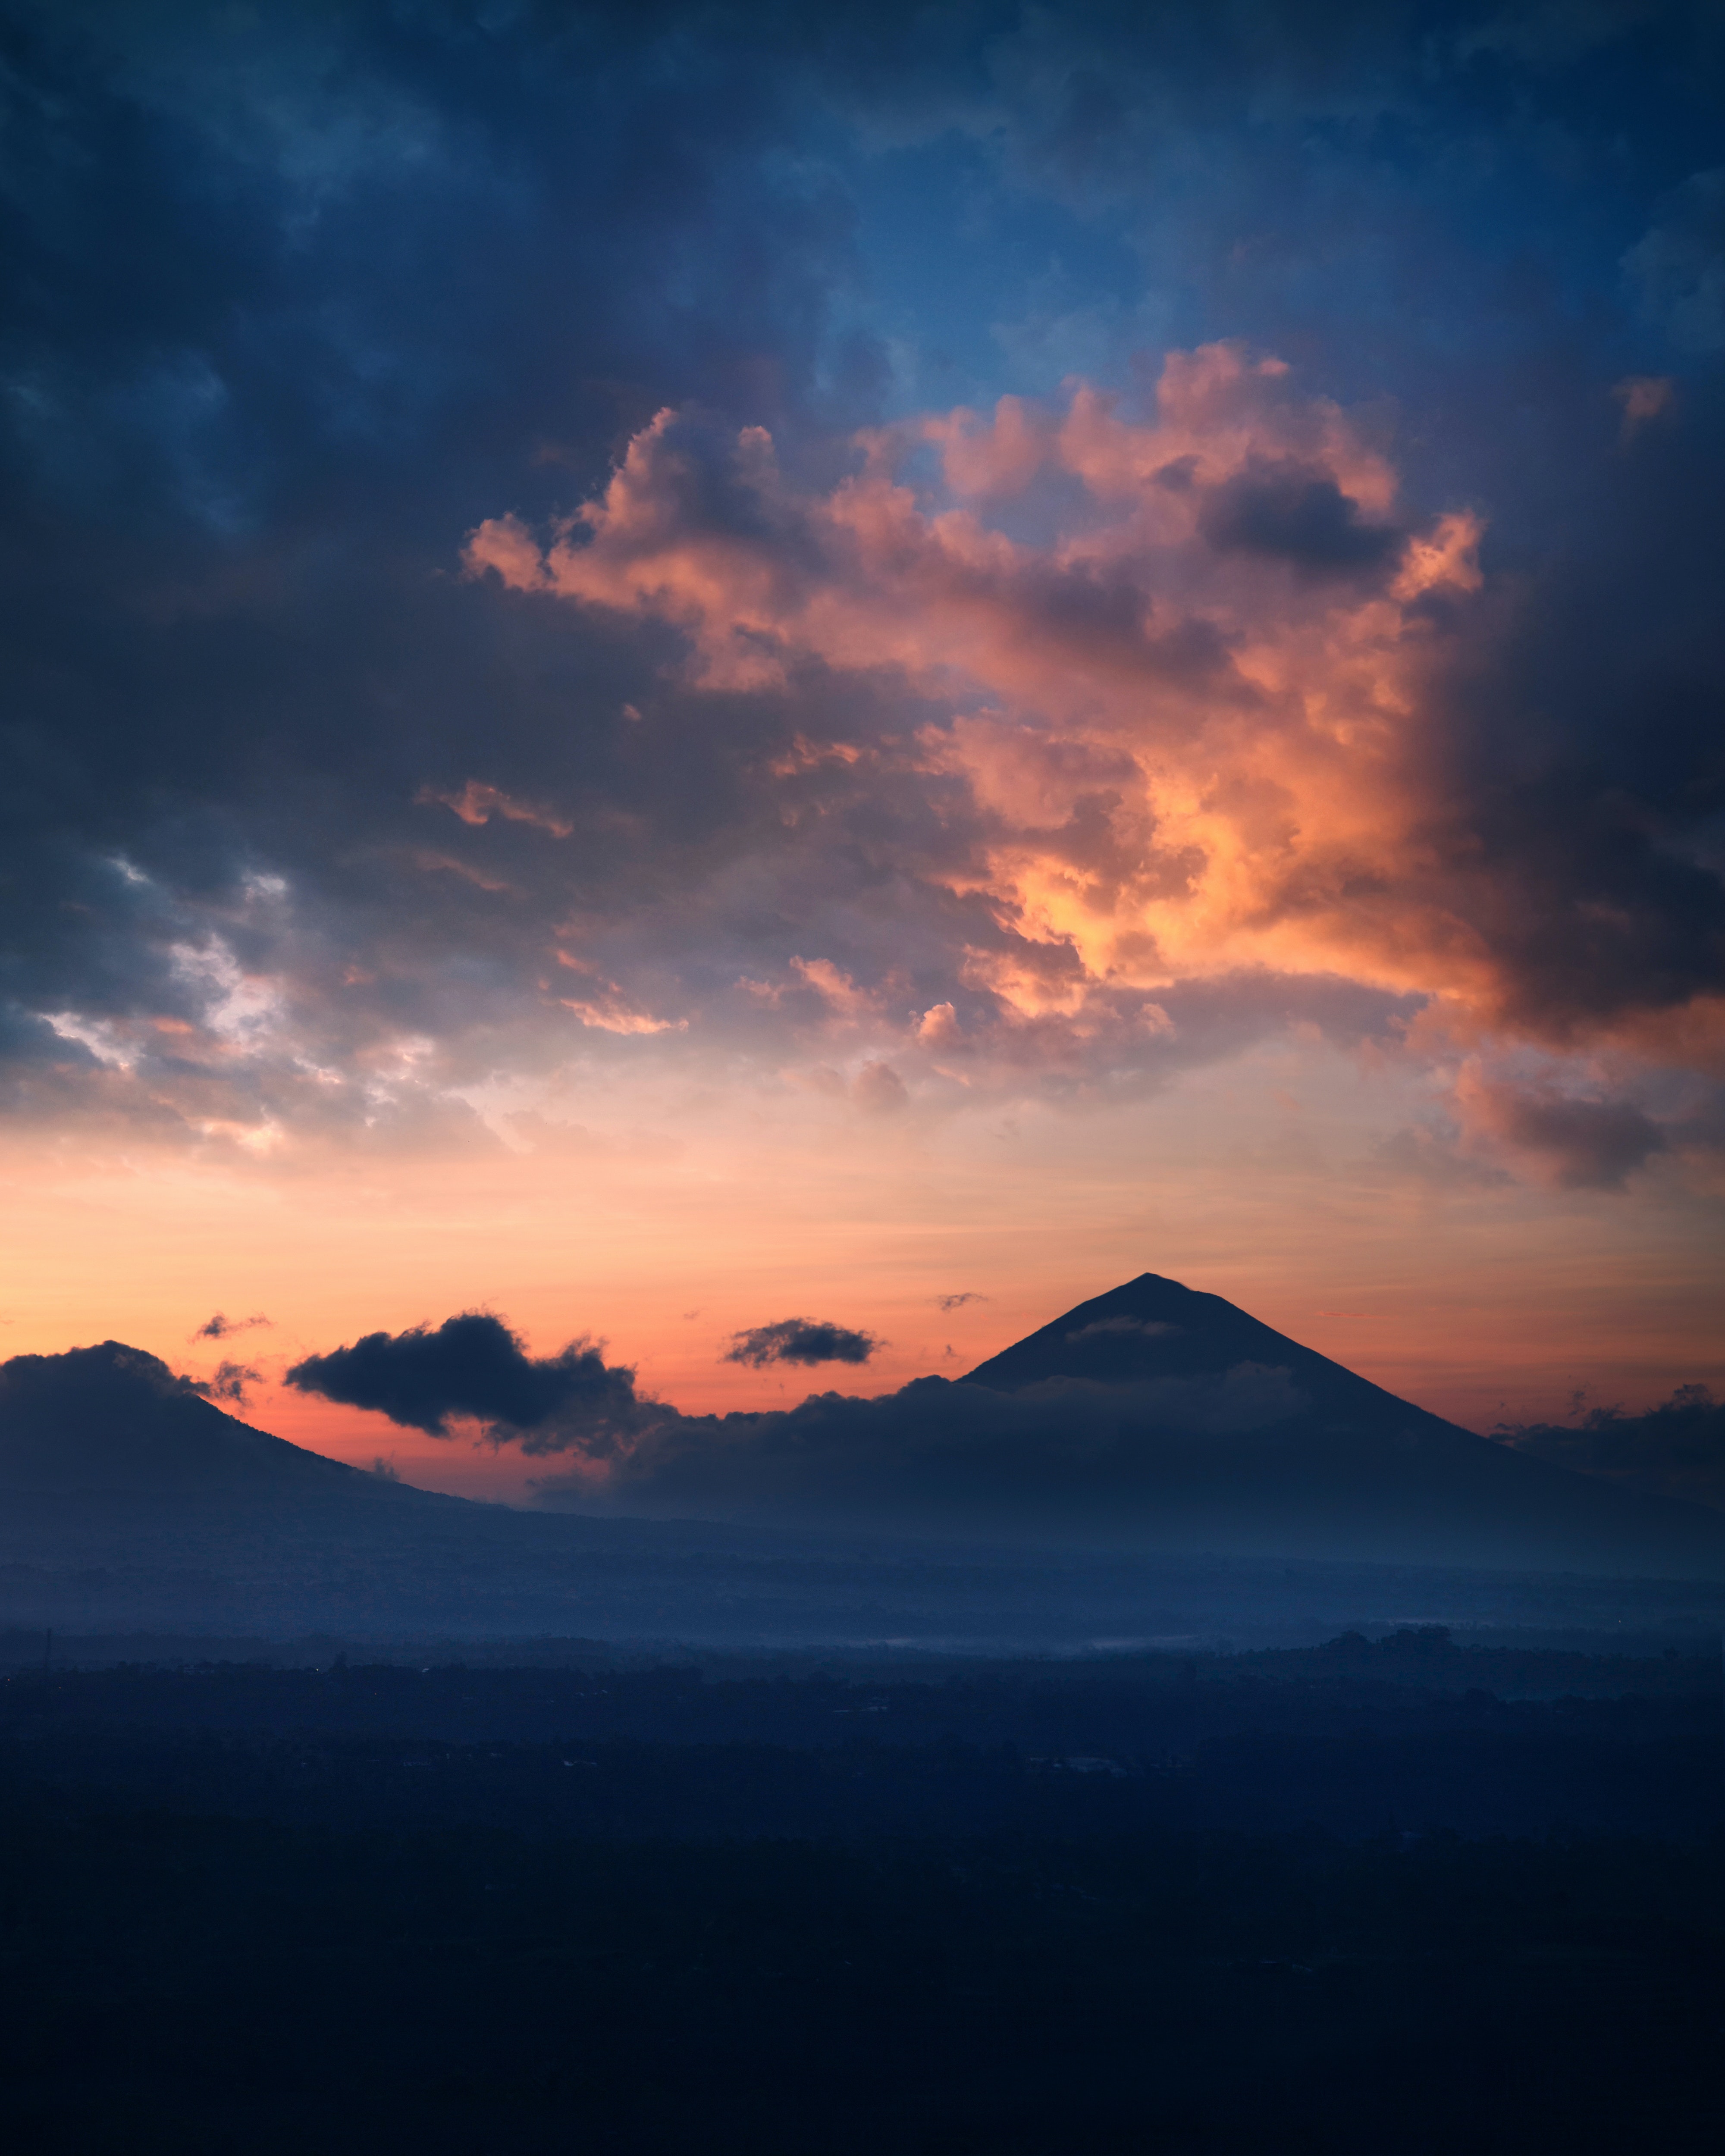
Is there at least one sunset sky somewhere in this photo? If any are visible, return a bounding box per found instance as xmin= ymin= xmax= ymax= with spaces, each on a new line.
xmin=3 ymin=0 xmax=1722 ymax=1500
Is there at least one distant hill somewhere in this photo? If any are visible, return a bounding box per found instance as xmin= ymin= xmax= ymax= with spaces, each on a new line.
xmin=954 ymin=1274 xmax=1725 ymax=1576
xmin=1 ymin=1297 xmax=1722 ymax=1649
xmin=0 ymin=1343 xmax=411 ymax=1501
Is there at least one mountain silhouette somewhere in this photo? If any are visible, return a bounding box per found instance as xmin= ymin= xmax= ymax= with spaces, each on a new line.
xmin=2 ymin=1292 xmax=1722 ymax=1650
xmin=953 ymin=1274 xmax=1725 ymax=1573
xmin=966 ymin=1274 xmax=1457 ymax=1415
xmin=0 ymin=1343 xmax=396 ymax=1498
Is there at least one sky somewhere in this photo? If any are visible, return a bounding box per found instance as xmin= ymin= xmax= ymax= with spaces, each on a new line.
xmin=1 ymin=0 xmax=1722 ymax=1501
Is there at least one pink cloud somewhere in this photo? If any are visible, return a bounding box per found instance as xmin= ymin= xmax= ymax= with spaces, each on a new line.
xmin=554 ymin=953 xmax=686 ymax=1036
xmin=417 ymin=779 xmax=574 ymax=838
xmin=1613 ymin=374 xmax=1675 ymax=442
xmin=464 ymin=344 xmax=1713 ymax=1077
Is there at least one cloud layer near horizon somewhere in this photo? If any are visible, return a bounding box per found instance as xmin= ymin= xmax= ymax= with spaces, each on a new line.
xmin=271 ymin=1305 xmax=1363 ymax=1529
xmin=266 ymin=1304 xmax=1725 ymax=1532
xmin=1499 ymin=1387 xmax=1725 ymax=1514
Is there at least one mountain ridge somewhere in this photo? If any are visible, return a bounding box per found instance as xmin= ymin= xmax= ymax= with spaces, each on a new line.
xmin=965 ymin=1273 xmax=1469 ymax=1435
xmin=3 ymin=1282 xmax=1722 ymax=1633
xmin=0 ymin=1341 xmax=442 ymax=1505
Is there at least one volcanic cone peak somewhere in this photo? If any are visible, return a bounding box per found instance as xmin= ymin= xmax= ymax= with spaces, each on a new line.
xmin=0 ymin=1340 xmax=372 ymax=1495
xmin=946 ymin=1273 xmax=1725 ymax=1573
xmin=964 ymin=1274 xmax=1424 ymax=1426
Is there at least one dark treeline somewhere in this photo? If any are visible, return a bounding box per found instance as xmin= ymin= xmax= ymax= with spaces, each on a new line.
xmin=1 ymin=1807 xmax=1720 ymax=2152
xmin=5 ymin=1618 xmax=1717 ymax=1698
xmin=0 ymin=1634 xmax=1719 ymax=1841
xmin=0 ymin=1638 xmax=1719 ymax=2151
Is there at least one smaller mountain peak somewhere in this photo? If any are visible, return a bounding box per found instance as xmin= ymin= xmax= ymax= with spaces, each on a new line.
xmin=2 ymin=1339 xmax=194 ymax=1409
xmin=0 ymin=1339 xmax=363 ymax=1495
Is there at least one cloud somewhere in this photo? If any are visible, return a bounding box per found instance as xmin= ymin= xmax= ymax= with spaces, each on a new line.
xmin=1454 ymin=1067 xmax=1668 ymax=1189
xmin=1196 ymin=456 xmax=1403 ymax=575
xmin=471 ymin=351 xmax=1720 ymax=1071
xmin=195 ymin=1313 xmax=271 ymax=1341
xmin=851 ymin=1060 xmax=908 ymax=1114
xmin=936 ymin=1291 xmax=988 ymax=1311
xmin=190 ymin=1359 xmax=262 ymax=1406
xmin=521 ymin=1363 xmax=1313 ymax=1531
xmin=1498 ymin=1386 xmax=1725 ymax=1512
xmin=723 ymin=1318 xmax=881 ymax=1369
xmin=0 ymin=0 xmax=1720 ymax=1168
xmin=417 ymin=781 xmax=574 ymax=839
xmin=1368 ymin=1122 xmax=1513 ymax=1191
xmin=1614 ymin=375 xmax=1675 ymax=443
xmin=285 ymin=1313 xmax=655 ymax=1454
xmin=279 ymin=1307 xmax=1298 ymax=1520
xmin=0 ymin=3 xmax=894 ymax=1145
xmin=1623 ymin=169 xmax=1725 ymax=354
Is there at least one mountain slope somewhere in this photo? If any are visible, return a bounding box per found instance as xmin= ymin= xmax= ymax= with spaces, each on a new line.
xmin=0 ymin=1343 xmax=399 ymax=1498
xmin=957 ymin=1275 xmax=1725 ymax=1573
xmin=2 ymin=1297 xmax=1722 ymax=1652
xmin=966 ymin=1274 xmax=1462 ymax=1423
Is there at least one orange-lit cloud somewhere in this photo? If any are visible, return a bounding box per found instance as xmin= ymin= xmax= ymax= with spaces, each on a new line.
xmin=416 ymin=780 xmax=575 ymax=839
xmin=467 ymin=347 xmax=1606 ymax=1067
xmin=7 ymin=3 xmax=1724 ymax=1493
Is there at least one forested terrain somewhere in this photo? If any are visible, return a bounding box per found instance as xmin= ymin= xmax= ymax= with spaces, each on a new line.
xmin=0 ymin=1636 xmax=1718 ymax=2152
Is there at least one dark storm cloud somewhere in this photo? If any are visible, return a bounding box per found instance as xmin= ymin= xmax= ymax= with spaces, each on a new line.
xmin=724 ymin=1319 xmax=881 ymax=1369
xmin=1198 ymin=459 xmax=1402 ymax=576
xmin=1498 ymin=1387 xmax=1725 ymax=1512
xmin=285 ymin=1313 xmax=653 ymax=1453
xmin=1465 ymin=1081 xmax=1668 ymax=1190
xmin=0 ymin=0 xmax=883 ymax=1134
xmin=1408 ymin=380 xmax=1725 ymax=1040
xmin=0 ymin=0 xmax=1722 ymax=1142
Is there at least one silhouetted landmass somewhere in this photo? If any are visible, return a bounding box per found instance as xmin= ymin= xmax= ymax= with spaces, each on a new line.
xmin=0 ymin=1643 xmax=1718 ymax=2153
xmin=1499 ymin=1385 xmax=1725 ymax=1512
xmin=2 ymin=1622 xmax=1714 ymax=1692
xmin=5 ymin=1305 xmax=1725 ymax=1659
xmin=511 ymin=1277 xmax=1725 ymax=1567
xmin=3 ymin=1275 xmax=1722 ymax=2156
xmin=0 ymin=1641 xmax=1718 ymax=1841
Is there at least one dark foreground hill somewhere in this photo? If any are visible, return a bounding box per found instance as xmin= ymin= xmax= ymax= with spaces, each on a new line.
xmin=2 ymin=1288 xmax=1723 ymax=1646
xmin=0 ymin=1648 xmax=1719 ymax=2156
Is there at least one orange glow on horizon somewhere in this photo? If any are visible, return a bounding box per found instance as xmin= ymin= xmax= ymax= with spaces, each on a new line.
xmin=5 ymin=1040 xmax=1719 ymax=1504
